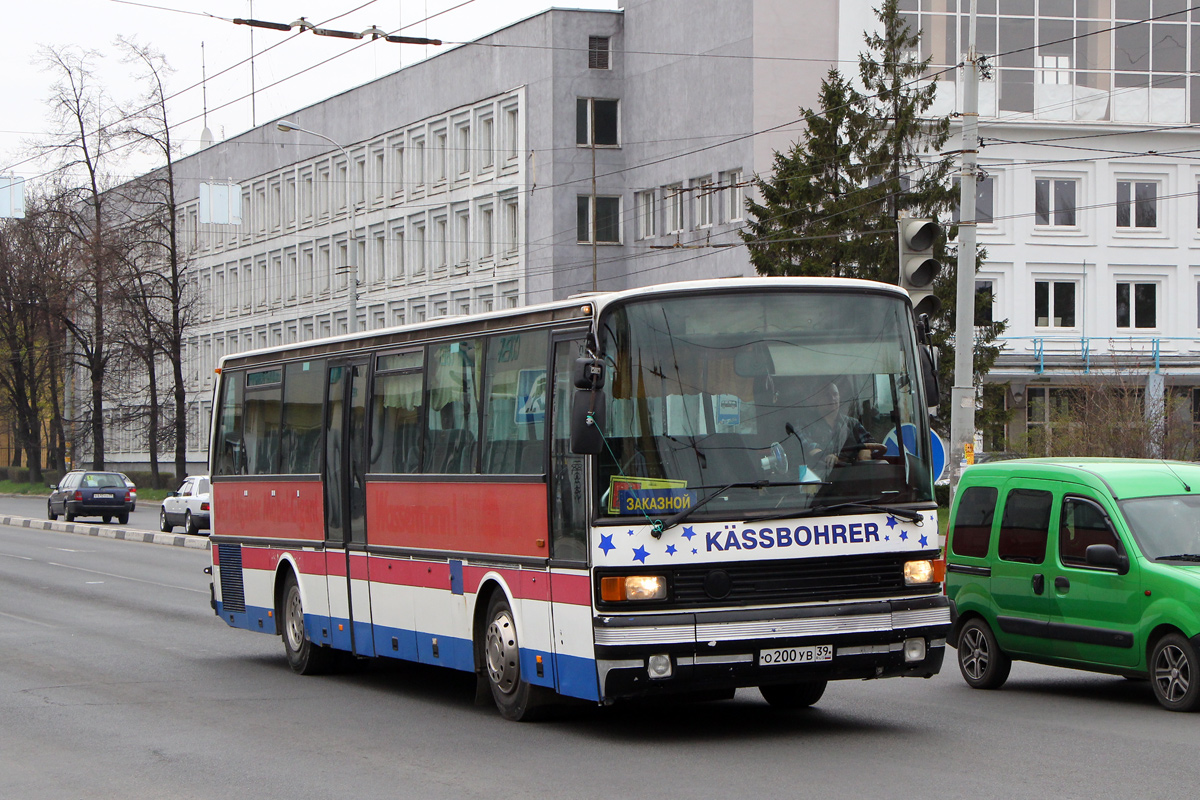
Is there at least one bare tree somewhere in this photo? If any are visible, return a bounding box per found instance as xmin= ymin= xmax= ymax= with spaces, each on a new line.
xmin=37 ymin=46 xmax=127 ymax=469
xmin=113 ymin=37 xmax=198 ymax=486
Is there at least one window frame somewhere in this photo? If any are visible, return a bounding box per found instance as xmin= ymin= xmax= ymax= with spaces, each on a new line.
xmin=575 ymin=98 xmax=620 ymax=148
xmin=1034 ymin=176 xmax=1079 ymax=228
xmin=577 ymin=195 xmax=622 ymax=244
xmin=1034 ymin=279 xmax=1078 ymax=329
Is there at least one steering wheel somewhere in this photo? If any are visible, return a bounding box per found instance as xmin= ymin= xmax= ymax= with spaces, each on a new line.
xmin=862 ymin=442 xmax=888 ymax=459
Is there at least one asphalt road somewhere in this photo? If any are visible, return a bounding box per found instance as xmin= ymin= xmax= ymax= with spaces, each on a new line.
xmin=0 ymin=512 xmax=1196 ymax=799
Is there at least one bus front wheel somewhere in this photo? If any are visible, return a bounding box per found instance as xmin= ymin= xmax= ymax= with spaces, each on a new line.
xmin=281 ymin=573 xmax=334 ymax=675
xmin=482 ymin=593 xmax=544 ymax=721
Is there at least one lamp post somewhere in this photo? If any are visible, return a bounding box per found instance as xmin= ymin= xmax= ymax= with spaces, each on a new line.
xmin=277 ymin=120 xmax=359 ymax=333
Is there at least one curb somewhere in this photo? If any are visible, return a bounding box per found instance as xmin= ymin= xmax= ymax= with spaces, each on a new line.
xmin=5 ymin=515 xmax=211 ymax=551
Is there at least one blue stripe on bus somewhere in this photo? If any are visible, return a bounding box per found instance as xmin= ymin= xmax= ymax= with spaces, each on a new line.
xmin=216 ymin=602 xmax=600 ymax=703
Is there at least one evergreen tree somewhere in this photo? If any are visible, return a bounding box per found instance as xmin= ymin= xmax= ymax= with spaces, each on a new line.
xmin=742 ymin=0 xmax=1007 ymax=428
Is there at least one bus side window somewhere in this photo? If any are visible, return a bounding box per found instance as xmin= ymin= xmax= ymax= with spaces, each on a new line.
xmin=280 ymin=360 xmax=325 ymax=474
xmin=244 ymin=369 xmax=283 ymax=475
xmin=482 ymin=330 xmax=548 ymax=475
xmin=424 ymin=339 xmax=481 ymax=474
xmin=214 ymin=372 xmax=245 ymax=476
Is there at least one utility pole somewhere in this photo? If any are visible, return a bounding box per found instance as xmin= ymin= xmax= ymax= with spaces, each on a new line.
xmin=948 ymin=0 xmax=979 ymax=498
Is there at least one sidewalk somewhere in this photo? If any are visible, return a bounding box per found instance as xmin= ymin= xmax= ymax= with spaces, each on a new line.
xmin=3 ymin=514 xmax=211 ymax=550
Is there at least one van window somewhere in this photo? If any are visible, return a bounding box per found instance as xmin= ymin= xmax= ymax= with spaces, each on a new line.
xmin=952 ymin=486 xmax=997 ymax=558
xmin=1059 ymin=497 xmax=1121 ymax=567
xmin=998 ymin=488 xmax=1052 ymax=564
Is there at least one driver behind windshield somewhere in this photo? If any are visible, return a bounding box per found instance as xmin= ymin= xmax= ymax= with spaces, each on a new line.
xmin=791 ymin=380 xmax=874 ymax=478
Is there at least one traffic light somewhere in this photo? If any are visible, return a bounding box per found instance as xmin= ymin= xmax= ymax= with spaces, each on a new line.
xmin=897 ymin=217 xmax=942 ymax=318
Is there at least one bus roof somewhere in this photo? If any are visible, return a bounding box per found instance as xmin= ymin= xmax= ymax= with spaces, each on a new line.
xmin=215 ymin=276 xmax=910 ymax=371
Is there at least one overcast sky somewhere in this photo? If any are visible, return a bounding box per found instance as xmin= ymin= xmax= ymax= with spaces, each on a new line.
xmin=2 ymin=0 xmax=619 ymax=184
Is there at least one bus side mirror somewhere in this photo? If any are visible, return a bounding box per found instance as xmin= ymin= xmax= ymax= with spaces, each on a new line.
xmin=573 ymin=357 xmax=605 ymax=390
xmin=570 ymin=390 xmax=606 ymax=455
xmin=921 ymin=345 xmax=940 ymax=410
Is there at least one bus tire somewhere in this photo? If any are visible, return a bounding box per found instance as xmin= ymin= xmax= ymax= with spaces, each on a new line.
xmin=759 ymin=680 xmax=827 ymax=709
xmin=281 ymin=572 xmax=334 ymax=675
xmin=482 ymin=593 xmax=545 ymax=721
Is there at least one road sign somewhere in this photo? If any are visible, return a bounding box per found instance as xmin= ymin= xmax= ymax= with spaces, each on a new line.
xmin=883 ymin=423 xmax=947 ymax=483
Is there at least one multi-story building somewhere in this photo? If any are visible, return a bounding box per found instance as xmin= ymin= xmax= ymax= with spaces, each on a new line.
xmin=97 ymin=0 xmax=1200 ymax=468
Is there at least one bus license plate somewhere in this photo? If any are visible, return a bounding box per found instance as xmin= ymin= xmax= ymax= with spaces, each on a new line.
xmin=760 ymin=645 xmax=833 ymax=666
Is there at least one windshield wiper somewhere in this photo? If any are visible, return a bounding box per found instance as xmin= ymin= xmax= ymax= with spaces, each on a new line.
xmin=654 ymin=480 xmax=813 ymax=536
xmin=1155 ymin=553 xmax=1200 ymax=562
xmin=800 ymin=499 xmax=925 ymax=524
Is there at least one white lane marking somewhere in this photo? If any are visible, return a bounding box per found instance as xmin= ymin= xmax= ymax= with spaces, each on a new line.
xmin=0 ymin=609 xmax=54 ymax=627
xmin=45 ymin=562 xmax=207 ymax=594
xmin=0 ymin=553 xmax=33 ymax=560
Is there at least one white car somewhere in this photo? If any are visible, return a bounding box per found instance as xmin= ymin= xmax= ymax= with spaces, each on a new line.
xmin=160 ymin=475 xmax=211 ymax=535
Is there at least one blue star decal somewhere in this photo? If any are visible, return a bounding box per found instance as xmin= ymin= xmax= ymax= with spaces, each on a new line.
xmin=682 ymin=526 xmax=697 ymax=541
xmin=665 ymin=544 xmax=677 ymax=556
xmin=886 ymin=515 xmax=898 ymax=529
xmin=884 ymin=535 xmax=890 ymax=542
xmin=632 ymin=545 xmax=650 ymax=563
xmin=627 ymin=528 xmax=636 ymax=536
xmin=919 ymin=534 xmax=928 ymax=547
xmin=692 ymin=548 xmax=698 ymax=555
xmin=899 ymin=530 xmax=909 ymax=542
xmin=599 ymin=533 xmax=615 ymax=555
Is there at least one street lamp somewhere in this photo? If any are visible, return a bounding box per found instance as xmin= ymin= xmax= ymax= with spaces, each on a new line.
xmin=277 ymin=120 xmax=359 ymax=333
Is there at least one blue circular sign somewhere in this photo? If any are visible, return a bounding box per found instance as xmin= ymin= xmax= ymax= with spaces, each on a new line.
xmin=883 ymin=423 xmax=947 ymax=483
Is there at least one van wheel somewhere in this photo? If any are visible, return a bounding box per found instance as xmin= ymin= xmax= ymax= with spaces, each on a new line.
xmin=759 ymin=680 xmax=827 ymax=709
xmin=957 ymin=618 xmax=1011 ymax=690
xmin=1151 ymin=633 xmax=1200 ymax=712
xmin=281 ymin=573 xmax=334 ymax=675
xmin=481 ymin=593 xmax=545 ymax=721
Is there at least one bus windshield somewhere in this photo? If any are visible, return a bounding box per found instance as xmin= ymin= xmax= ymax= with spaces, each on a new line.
xmin=595 ymin=288 xmax=935 ymax=519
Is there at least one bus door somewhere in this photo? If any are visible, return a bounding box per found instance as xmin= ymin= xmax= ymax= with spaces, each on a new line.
xmin=547 ymin=334 xmax=597 ymax=700
xmin=324 ymin=358 xmax=375 ymax=656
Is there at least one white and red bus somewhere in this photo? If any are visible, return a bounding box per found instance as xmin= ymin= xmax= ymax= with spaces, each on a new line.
xmin=208 ymin=277 xmax=950 ymax=719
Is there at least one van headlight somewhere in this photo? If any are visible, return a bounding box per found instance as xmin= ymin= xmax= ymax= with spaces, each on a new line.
xmin=904 ymin=559 xmax=935 ymax=585
xmin=600 ymin=575 xmax=667 ymax=602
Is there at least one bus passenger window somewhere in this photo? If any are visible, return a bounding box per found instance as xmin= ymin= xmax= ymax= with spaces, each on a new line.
xmin=482 ymin=330 xmax=548 ymax=474
xmin=280 ymin=360 xmax=325 ymax=474
xmin=371 ymin=355 xmax=424 ymax=474
xmin=424 ymin=340 xmax=481 ymax=474
xmin=214 ymin=372 xmax=245 ymax=475
xmin=244 ymin=369 xmax=283 ymax=475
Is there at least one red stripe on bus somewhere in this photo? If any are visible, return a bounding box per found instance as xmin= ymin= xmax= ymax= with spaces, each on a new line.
xmin=366 ymin=481 xmax=549 ymax=557
xmin=213 ymin=479 xmax=325 ymax=541
xmin=550 ymin=572 xmax=592 ymax=606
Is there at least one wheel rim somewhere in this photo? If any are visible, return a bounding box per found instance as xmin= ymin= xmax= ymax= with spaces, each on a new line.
xmin=485 ymin=608 xmax=519 ymax=695
xmin=960 ymin=626 xmax=989 ymax=681
xmin=185 ymin=511 xmax=193 ymax=529
xmin=285 ymin=587 xmax=305 ymax=652
xmin=160 ymin=509 xmax=167 ymax=526
xmin=1155 ymin=643 xmax=1191 ymax=704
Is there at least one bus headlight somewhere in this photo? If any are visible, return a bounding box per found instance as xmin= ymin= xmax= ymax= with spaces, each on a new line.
xmin=904 ymin=559 xmax=934 ymax=585
xmin=600 ymin=575 xmax=667 ymax=602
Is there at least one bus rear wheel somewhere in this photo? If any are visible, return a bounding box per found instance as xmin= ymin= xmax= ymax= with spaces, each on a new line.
xmin=759 ymin=680 xmax=827 ymax=709
xmin=281 ymin=572 xmax=334 ymax=675
xmin=482 ymin=593 xmax=544 ymax=721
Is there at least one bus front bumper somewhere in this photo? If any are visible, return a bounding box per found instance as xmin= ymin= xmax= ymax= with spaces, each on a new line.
xmin=594 ymin=595 xmax=949 ymax=702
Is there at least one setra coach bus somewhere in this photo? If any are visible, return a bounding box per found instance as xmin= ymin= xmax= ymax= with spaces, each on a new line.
xmin=207 ymin=277 xmax=951 ymax=719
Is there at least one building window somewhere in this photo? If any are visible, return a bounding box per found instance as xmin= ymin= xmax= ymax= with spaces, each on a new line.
xmin=589 ymin=36 xmax=611 ymax=70
xmin=1035 ymin=178 xmax=1077 ymax=227
xmin=664 ymin=183 xmax=684 ymax=234
xmin=1035 ymin=280 xmax=1076 ymax=328
xmin=456 ymin=123 xmax=471 ymax=176
xmin=1116 ymin=181 xmax=1157 ymax=228
xmin=953 ymin=174 xmax=995 ymax=224
xmin=455 ymin=209 xmax=470 ymax=269
xmin=480 ymin=206 xmax=494 ymax=260
xmin=503 ymin=197 xmax=520 ymax=256
xmin=975 ymin=279 xmax=994 ymax=326
xmin=721 ymin=169 xmax=744 ymax=222
xmin=1037 ymin=54 xmax=1071 ymax=85
xmin=635 ymin=190 xmax=657 ymax=239
xmin=1116 ymin=282 xmax=1156 ymax=329
xmin=577 ymin=195 xmax=621 ymax=243
xmin=693 ymin=176 xmax=714 ymax=228
xmin=479 ymin=116 xmax=494 ymax=171
xmin=576 ymin=98 xmax=619 ymax=146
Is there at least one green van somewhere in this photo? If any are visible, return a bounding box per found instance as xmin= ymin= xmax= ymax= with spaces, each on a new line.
xmin=946 ymin=458 xmax=1200 ymax=711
